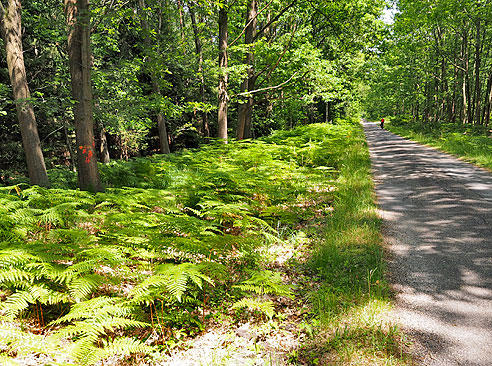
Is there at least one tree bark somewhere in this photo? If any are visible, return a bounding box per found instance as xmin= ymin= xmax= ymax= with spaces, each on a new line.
xmin=98 ymin=123 xmax=110 ymax=164
xmin=217 ymin=4 xmax=228 ymax=142
xmin=139 ymin=0 xmax=170 ymax=153
xmin=189 ymin=1 xmax=209 ymax=137
xmin=65 ymin=0 xmax=103 ymax=192
xmin=176 ymin=0 xmax=186 ymax=54
xmin=481 ymin=68 xmax=492 ymax=126
xmin=0 ymin=0 xmax=50 ymax=187
xmin=236 ymin=0 xmax=257 ymax=140
xmin=474 ymin=16 xmax=481 ymax=124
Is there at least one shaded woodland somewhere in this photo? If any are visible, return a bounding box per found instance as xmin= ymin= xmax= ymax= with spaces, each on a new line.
xmin=0 ymin=0 xmax=386 ymax=191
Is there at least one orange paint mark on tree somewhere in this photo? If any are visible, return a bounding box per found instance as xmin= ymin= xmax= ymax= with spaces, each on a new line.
xmin=79 ymin=144 xmax=95 ymax=164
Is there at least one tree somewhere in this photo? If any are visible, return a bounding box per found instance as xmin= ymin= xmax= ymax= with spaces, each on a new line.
xmin=236 ymin=0 xmax=257 ymax=140
xmin=189 ymin=0 xmax=210 ymax=137
xmin=367 ymin=0 xmax=492 ymax=130
xmin=65 ymin=0 xmax=103 ymax=192
xmin=217 ymin=1 xmax=228 ymax=142
xmin=138 ymin=0 xmax=170 ymax=154
xmin=0 ymin=0 xmax=50 ymax=187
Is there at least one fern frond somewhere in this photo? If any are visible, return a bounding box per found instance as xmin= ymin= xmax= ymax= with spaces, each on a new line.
xmin=1 ymin=290 xmax=35 ymax=320
xmin=233 ymin=270 xmax=294 ymax=298
xmin=0 ymin=268 xmax=33 ymax=284
xmin=73 ymin=337 xmax=155 ymax=366
xmin=102 ymin=336 xmax=156 ymax=358
xmin=55 ymin=317 xmax=148 ymax=340
xmin=130 ymin=262 xmax=214 ymax=303
xmin=68 ymin=274 xmax=103 ymax=302
xmin=0 ymin=198 xmax=24 ymax=212
xmin=0 ymin=250 xmax=39 ymax=268
xmin=231 ymin=298 xmax=275 ymax=319
xmin=8 ymin=208 xmax=42 ymax=225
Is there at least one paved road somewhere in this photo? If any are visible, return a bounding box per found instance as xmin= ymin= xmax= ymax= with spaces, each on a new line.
xmin=363 ymin=122 xmax=492 ymax=366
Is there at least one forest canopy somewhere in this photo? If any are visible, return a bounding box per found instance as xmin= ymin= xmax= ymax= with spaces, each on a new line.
xmin=0 ymin=0 xmax=387 ymax=189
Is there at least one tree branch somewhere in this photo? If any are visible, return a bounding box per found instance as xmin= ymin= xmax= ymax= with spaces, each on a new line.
xmin=235 ymin=71 xmax=305 ymax=97
xmin=230 ymin=0 xmax=275 ymax=47
xmin=307 ymin=0 xmax=343 ymax=43
xmin=253 ymin=0 xmax=297 ymax=41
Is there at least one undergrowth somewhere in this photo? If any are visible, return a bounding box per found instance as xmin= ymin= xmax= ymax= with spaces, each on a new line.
xmin=0 ymin=121 xmax=356 ymax=365
xmin=295 ymin=120 xmax=411 ymax=365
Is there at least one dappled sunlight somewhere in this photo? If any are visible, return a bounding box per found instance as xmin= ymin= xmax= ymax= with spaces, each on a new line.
xmin=364 ymin=121 xmax=492 ymax=365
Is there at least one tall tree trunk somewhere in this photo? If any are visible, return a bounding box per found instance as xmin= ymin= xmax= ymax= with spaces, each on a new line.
xmin=176 ymin=0 xmax=186 ymax=54
xmin=0 ymin=0 xmax=50 ymax=187
xmin=440 ymin=57 xmax=447 ymax=122
xmin=189 ymin=1 xmax=209 ymax=137
xmin=482 ymin=69 xmax=492 ymax=126
xmin=461 ymin=29 xmax=471 ymax=124
xmin=217 ymin=4 xmax=228 ymax=142
xmin=237 ymin=0 xmax=257 ymax=140
xmin=63 ymin=123 xmax=77 ymax=171
xmin=139 ymin=0 xmax=170 ymax=153
xmin=98 ymin=122 xmax=110 ymax=164
xmin=474 ymin=16 xmax=481 ymax=124
xmin=451 ymin=38 xmax=458 ymax=123
xmin=65 ymin=0 xmax=103 ymax=192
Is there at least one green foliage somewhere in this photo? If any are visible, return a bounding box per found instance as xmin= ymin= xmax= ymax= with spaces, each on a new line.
xmin=232 ymin=270 xmax=294 ymax=320
xmin=0 ymin=122 xmax=353 ymax=364
xmin=296 ymin=120 xmax=406 ymax=363
xmin=233 ymin=270 xmax=294 ymax=298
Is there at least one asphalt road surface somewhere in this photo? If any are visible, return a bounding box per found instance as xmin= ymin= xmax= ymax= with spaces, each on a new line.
xmin=363 ymin=121 xmax=492 ymax=366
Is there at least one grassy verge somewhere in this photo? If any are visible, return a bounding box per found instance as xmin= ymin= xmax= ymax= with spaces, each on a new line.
xmin=386 ymin=119 xmax=492 ymax=170
xmin=0 ymin=120 xmax=410 ymax=365
xmin=295 ymin=120 xmax=411 ymax=365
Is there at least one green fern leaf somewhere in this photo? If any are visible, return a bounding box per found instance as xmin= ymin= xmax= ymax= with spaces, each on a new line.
xmin=231 ymin=298 xmax=275 ymax=319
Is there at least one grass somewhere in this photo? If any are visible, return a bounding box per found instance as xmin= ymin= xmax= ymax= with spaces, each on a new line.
xmin=386 ymin=118 xmax=492 ymax=170
xmin=0 ymin=119 xmax=411 ymax=365
xmin=294 ymin=121 xmax=411 ymax=365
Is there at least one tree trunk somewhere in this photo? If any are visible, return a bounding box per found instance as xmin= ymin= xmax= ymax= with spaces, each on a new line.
xmin=189 ymin=1 xmax=209 ymax=137
xmin=98 ymin=123 xmax=110 ymax=164
xmin=237 ymin=0 xmax=257 ymax=140
xmin=0 ymin=0 xmax=50 ymax=187
xmin=474 ymin=16 xmax=481 ymax=124
xmin=176 ymin=0 xmax=186 ymax=54
xmin=482 ymin=69 xmax=492 ymax=126
xmin=139 ymin=0 xmax=170 ymax=153
xmin=451 ymin=38 xmax=458 ymax=123
xmin=63 ymin=123 xmax=77 ymax=171
xmin=217 ymin=4 xmax=228 ymax=142
xmin=65 ymin=0 xmax=103 ymax=192
xmin=461 ymin=29 xmax=470 ymax=124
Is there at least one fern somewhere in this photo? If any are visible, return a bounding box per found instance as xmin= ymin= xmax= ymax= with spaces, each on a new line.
xmin=79 ymin=337 xmax=156 ymax=366
xmin=234 ymin=270 xmax=294 ymax=298
xmin=0 ymin=123 xmax=350 ymax=364
xmin=129 ymin=262 xmax=213 ymax=304
xmin=0 ymin=323 xmax=66 ymax=364
xmin=51 ymin=297 xmax=153 ymax=365
xmin=1 ymin=285 xmax=72 ymax=320
xmin=231 ymin=298 xmax=275 ymax=319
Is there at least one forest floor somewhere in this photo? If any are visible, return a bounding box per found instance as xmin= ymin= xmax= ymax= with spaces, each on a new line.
xmin=364 ymin=121 xmax=492 ymax=365
xmin=0 ymin=120 xmax=410 ymax=366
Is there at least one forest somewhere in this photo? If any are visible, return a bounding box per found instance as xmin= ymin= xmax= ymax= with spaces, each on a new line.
xmin=2 ymin=0 xmax=491 ymax=364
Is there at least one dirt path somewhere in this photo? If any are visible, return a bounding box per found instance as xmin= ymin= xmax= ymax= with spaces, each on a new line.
xmin=363 ymin=121 xmax=492 ymax=366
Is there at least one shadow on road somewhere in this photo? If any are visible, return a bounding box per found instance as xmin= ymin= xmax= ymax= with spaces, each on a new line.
xmin=363 ymin=122 xmax=492 ymax=366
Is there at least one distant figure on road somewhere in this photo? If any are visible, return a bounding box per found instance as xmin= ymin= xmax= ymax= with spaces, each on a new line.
xmin=380 ymin=118 xmax=385 ymax=129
